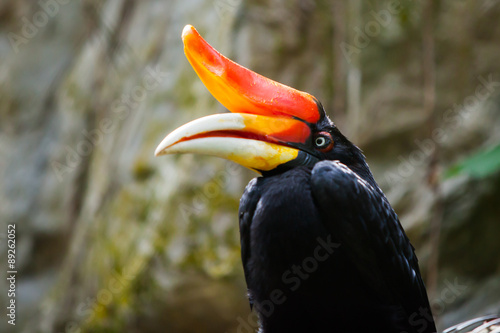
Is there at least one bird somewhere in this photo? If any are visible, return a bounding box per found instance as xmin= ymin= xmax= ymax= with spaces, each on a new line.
xmin=155 ymin=25 xmax=498 ymax=333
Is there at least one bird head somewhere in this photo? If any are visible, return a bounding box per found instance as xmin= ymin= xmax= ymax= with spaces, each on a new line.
xmin=156 ymin=25 xmax=368 ymax=178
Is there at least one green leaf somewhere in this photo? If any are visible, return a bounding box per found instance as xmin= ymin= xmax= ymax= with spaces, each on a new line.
xmin=445 ymin=142 xmax=500 ymax=179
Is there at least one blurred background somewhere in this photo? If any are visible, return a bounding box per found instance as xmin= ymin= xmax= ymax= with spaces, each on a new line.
xmin=1 ymin=0 xmax=500 ymax=332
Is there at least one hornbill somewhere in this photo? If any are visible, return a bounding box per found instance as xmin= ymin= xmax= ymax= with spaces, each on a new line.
xmin=155 ymin=25 xmax=498 ymax=333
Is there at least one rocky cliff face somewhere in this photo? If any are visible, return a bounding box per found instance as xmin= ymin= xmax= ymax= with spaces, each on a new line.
xmin=0 ymin=1 xmax=499 ymax=332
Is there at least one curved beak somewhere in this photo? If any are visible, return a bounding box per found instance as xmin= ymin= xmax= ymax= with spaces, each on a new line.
xmin=155 ymin=25 xmax=322 ymax=173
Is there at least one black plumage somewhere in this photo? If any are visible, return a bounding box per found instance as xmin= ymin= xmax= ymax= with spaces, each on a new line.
xmin=238 ymin=111 xmax=437 ymax=333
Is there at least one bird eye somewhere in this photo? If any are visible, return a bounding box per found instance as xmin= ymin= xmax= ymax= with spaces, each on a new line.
xmin=314 ymin=132 xmax=334 ymax=152
xmin=315 ymin=137 xmax=327 ymax=146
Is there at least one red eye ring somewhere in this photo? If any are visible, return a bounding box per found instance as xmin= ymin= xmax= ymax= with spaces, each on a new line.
xmin=314 ymin=131 xmax=334 ymax=152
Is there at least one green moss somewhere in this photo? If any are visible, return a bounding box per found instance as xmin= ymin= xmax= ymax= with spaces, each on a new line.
xmin=132 ymin=158 xmax=155 ymax=181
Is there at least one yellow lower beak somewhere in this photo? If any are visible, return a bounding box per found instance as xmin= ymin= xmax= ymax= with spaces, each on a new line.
xmin=155 ymin=113 xmax=302 ymax=173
